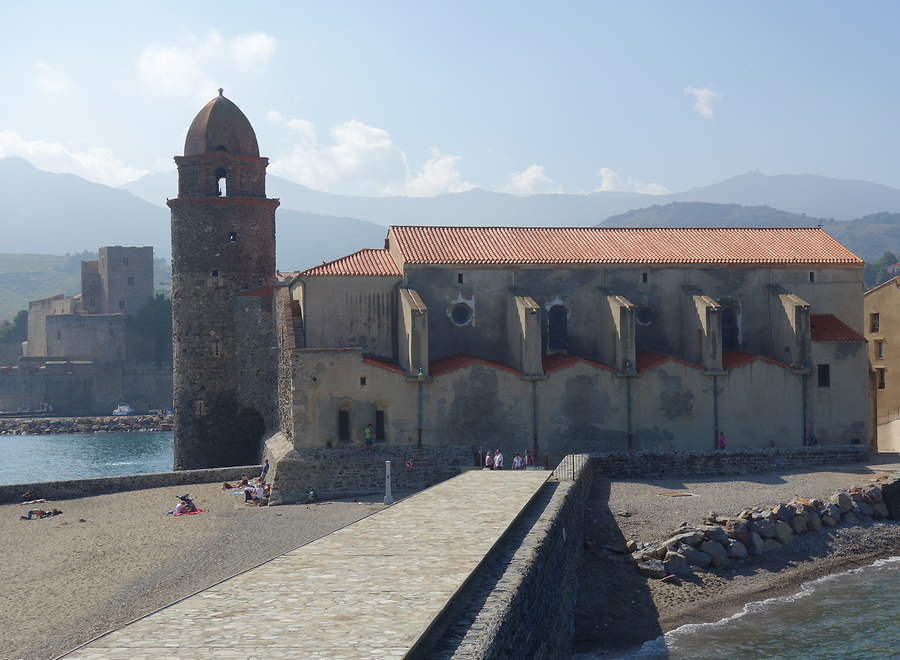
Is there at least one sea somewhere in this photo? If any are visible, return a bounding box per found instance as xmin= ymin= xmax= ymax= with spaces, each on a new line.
xmin=0 ymin=430 xmax=174 ymax=485
xmin=594 ymin=556 xmax=900 ymax=660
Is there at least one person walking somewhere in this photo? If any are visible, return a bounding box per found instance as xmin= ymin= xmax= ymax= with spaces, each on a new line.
xmin=494 ymin=449 xmax=504 ymax=469
xmin=513 ymin=452 xmax=522 ymax=470
xmin=485 ymin=450 xmax=494 ymax=470
xmin=259 ymin=459 xmax=269 ymax=481
xmin=524 ymin=450 xmax=534 ymax=468
xmin=364 ymin=424 xmax=375 ymax=451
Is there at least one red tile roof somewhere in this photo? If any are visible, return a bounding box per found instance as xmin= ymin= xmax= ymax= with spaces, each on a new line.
xmin=362 ymin=356 xmax=407 ymax=375
xmin=810 ymin=314 xmax=866 ymax=342
xmin=636 ymin=351 xmax=671 ymax=372
xmin=300 ymin=249 xmax=401 ymax=277
xmin=389 ymin=226 xmax=862 ymax=267
xmin=722 ymin=350 xmax=759 ymax=370
xmin=542 ymin=354 xmax=616 ymax=373
xmin=429 ymin=354 xmax=523 ymax=377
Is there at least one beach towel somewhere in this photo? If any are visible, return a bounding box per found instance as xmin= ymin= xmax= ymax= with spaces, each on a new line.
xmin=169 ymin=509 xmax=203 ymax=515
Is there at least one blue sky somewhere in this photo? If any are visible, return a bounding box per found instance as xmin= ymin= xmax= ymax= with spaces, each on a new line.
xmin=2 ymin=1 xmax=898 ymax=196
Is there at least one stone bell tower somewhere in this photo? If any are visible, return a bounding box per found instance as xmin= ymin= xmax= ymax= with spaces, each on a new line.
xmin=169 ymin=89 xmax=279 ymax=470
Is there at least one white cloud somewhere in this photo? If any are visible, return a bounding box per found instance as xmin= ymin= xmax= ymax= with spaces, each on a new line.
xmin=138 ymin=30 xmax=276 ymax=98
xmin=267 ymin=113 xmax=475 ymax=197
xmin=496 ymin=165 xmax=562 ymax=195
xmin=594 ymin=168 xmax=669 ymax=195
xmin=0 ymin=130 xmax=147 ymax=187
xmin=34 ymin=62 xmax=70 ymax=93
xmin=684 ymin=85 xmax=721 ymax=120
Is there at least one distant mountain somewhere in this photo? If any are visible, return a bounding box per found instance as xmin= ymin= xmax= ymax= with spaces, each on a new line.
xmin=0 ymin=156 xmax=171 ymax=255
xmin=601 ymin=201 xmax=900 ymax=264
xmin=276 ymin=209 xmax=388 ymax=272
xmin=664 ymin=171 xmax=900 ymax=221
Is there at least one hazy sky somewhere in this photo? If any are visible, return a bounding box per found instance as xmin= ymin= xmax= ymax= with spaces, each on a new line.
xmin=2 ymin=2 xmax=898 ymax=197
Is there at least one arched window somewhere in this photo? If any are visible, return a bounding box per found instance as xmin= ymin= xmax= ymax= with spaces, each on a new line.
xmin=722 ymin=307 xmax=739 ymax=350
xmin=548 ymin=306 xmax=567 ymax=351
xmin=215 ymin=167 xmax=227 ymax=196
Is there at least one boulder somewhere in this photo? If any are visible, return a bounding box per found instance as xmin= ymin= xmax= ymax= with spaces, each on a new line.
xmin=725 ymin=519 xmax=751 ymax=544
xmin=831 ymin=492 xmax=853 ymax=513
xmin=842 ymin=511 xmax=860 ymax=525
xmin=854 ymin=501 xmax=874 ymax=518
xmin=726 ymin=539 xmax=749 ymax=559
xmin=774 ymin=521 xmax=794 ymax=545
xmin=772 ymin=503 xmax=794 ymax=522
xmin=699 ymin=525 xmax=730 ymax=545
xmin=752 ymin=509 xmax=776 ymax=524
xmin=637 ymin=559 xmax=668 ymax=579
xmin=679 ymin=544 xmax=712 ymax=568
xmin=806 ymin=511 xmax=822 ymax=532
xmin=668 ymin=531 xmax=704 ymax=547
xmin=664 ymin=550 xmax=691 ymax=575
xmin=699 ymin=540 xmax=730 ymax=567
xmin=762 ymin=538 xmax=784 ymax=553
xmin=822 ymin=515 xmax=838 ymax=527
xmin=865 ymin=485 xmax=883 ymax=503
xmin=750 ymin=518 xmax=777 ymax=539
xmin=626 ymin=540 xmax=638 ymax=553
xmin=823 ymin=503 xmax=842 ymax=521
xmin=746 ymin=531 xmax=764 ymax=556
xmin=789 ymin=513 xmax=808 ymax=535
xmin=873 ymin=502 xmax=889 ymax=519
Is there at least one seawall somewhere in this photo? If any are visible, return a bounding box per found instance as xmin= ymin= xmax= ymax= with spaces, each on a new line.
xmin=0 ymin=414 xmax=173 ymax=435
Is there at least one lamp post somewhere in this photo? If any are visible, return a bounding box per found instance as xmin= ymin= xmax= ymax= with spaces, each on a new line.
xmin=384 ymin=460 xmax=393 ymax=506
xmin=417 ymin=365 xmax=425 ymax=447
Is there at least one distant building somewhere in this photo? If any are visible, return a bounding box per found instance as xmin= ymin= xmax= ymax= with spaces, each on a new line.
xmin=865 ymin=277 xmax=900 ymax=450
xmin=888 ymin=264 xmax=900 ymax=277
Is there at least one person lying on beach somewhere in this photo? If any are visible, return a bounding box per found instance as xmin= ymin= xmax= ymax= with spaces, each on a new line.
xmin=20 ymin=508 xmax=61 ymax=520
xmin=21 ymin=498 xmax=48 ymax=506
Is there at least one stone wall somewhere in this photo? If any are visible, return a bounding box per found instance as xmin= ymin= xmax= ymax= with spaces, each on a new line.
xmin=423 ymin=455 xmax=592 ymax=660
xmin=268 ymin=444 xmax=477 ymax=502
xmin=0 ymin=464 xmax=259 ymax=504
xmin=590 ymin=445 xmax=869 ymax=479
xmin=0 ymin=414 xmax=172 ymax=435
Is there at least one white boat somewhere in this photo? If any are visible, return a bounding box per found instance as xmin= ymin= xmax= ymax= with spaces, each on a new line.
xmin=112 ymin=402 xmax=135 ymax=416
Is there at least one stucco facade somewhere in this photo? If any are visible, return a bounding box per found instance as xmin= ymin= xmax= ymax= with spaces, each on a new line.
xmin=286 ymin=227 xmax=870 ymax=456
xmin=865 ymin=277 xmax=900 ymax=449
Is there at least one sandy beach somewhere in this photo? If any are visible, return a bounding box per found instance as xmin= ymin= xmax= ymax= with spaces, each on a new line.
xmin=3 ymin=455 xmax=900 ymax=660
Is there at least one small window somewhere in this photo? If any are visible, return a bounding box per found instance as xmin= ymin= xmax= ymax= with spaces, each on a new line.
xmin=642 ymin=272 xmax=648 ymax=283
xmin=458 ymin=273 xmax=464 ymax=284
xmin=127 ymin=276 xmax=134 ymax=286
xmin=338 ymin=410 xmax=351 ymax=441
xmin=229 ymin=232 xmax=237 ymax=242
xmin=89 ymin=297 xmax=95 ymax=307
xmin=721 ymin=307 xmax=739 ymax=351
xmin=57 ymin=331 xmax=61 ymax=340
xmin=118 ymin=300 xmax=125 ymax=310
xmin=879 ymin=369 xmax=886 ymax=390
xmin=216 ymin=168 xmax=227 ymax=197
xmin=450 ymin=304 xmax=472 ymax=325
xmin=809 ymin=272 xmax=815 ymax=282
xmin=636 ymin=306 xmax=654 ymax=325
xmin=375 ymin=409 xmax=386 ymax=440
xmin=212 ymin=269 xmax=219 ymax=277
xmin=123 ymin=257 xmax=129 ymax=266
xmin=548 ymin=306 xmax=567 ymax=351
xmin=360 ymin=376 xmax=367 ymax=387
xmin=871 ymin=313 xmax=880 ymax=333
xmin=878 ymin=341 xmax=885 ymax=359
xmin=818 ymin=364 xmax=830 ymax=388
xmin=212 ymin=342 xmax=221 ymax=357
xmin=194 ymin=400 xmax=205 ymax=416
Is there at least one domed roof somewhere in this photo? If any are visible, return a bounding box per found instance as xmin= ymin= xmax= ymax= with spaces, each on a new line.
xmin=183 ymin=89 xmax=260 ymax=157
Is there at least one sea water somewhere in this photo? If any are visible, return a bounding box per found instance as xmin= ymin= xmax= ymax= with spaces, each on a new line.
xmin=0 ymin=431 xmax=174 ymax=485
xmin=605 ymin=557 xmax=900 ymax=660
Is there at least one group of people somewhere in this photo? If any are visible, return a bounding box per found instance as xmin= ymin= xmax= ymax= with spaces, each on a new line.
xmin=221 ymin=460 xmax=272 ymax=505
xmin=20 ymin=508 xmax=61 ymax=520
xmin=484 ymin=449 xmax=535 ymax=470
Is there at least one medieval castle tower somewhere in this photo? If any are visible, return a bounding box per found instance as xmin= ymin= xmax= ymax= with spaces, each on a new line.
xmin=169 ymin=90 xmax=280 ymax=470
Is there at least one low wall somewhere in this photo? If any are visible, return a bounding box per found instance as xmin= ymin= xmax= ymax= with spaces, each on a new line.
xmin=424 ymin=455 xmax=592 ymax=660
xmin=591 ymin=445 xmax=869 ymax=479
xmin=269 ymin=444 xmax=476 ymax=502
xmin=0 ymin=465 xmax=259 ymax=504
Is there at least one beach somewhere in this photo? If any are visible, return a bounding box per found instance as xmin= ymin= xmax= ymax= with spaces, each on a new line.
xmin=3 ymin=456 xmax=900 ymax=660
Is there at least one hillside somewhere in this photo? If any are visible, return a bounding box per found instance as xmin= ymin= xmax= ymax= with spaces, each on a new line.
xmin=0 ymin=254 xmax=81 ymax=322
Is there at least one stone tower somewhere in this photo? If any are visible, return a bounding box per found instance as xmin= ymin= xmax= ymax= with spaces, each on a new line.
xmin=169 ymin=90 xmax=279 ymax=470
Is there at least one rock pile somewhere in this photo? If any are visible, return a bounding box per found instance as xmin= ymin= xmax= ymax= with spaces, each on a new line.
xmin=0 ymin=416 xmax=173 ymax=435
xmin=628 ymin=485 xmax=889 ymax=578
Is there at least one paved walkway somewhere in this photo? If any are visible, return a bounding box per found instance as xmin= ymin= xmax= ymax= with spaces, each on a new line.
xmin=61 ymin=469 xmax=550 ymax=659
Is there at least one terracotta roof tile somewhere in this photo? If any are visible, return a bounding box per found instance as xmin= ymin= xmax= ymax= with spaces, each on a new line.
xmin=542 ymin=354 xmax=616 ymax=373
xmin=389 ymin=226 xmax=861 ymax=267
xmin=429 ymin=354 xmax=522 ymax=378
xmin=722 ymin=350 xmax=759 ymax=370
xmin=300 ymin=249 xmax=401 ymax=277
xmin=810 ymin=314 xmax=866 ymax=342
xmin=636 ymin=351 xmax=671 ymax=372
xmin=361 ymin=356 xmax=407 ymax=375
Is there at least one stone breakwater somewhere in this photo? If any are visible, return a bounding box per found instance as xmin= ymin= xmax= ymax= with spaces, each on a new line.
xmin=0 ymin=415 xmax=173 ymax=435
xmin=626 ymin=483 xmax=889 ymax=578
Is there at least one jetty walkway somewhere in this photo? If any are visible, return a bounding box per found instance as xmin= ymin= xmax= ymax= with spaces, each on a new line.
xmin=60 ymin=469 xmax=551 ymax=659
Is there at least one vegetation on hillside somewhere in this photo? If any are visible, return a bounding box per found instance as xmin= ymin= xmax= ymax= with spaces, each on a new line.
xmin=864 ymin=252 xmax=899 ymax=289
xmin=0 ymin=309 xmax=27 ymax=343
xmin=125 ymin=294 xmax=172 ymax=362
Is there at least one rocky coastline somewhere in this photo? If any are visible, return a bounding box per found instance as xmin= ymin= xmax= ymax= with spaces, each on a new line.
xmin=0 ymin=414 xmax=172 ymax=435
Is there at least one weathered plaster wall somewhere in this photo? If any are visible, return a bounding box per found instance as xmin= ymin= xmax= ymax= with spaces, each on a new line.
xmin=810 ymin=340 xmax=869 ymax=444
xmin=99 ymin=246 xmax=154 ymax=316
xmin=45 ymin=313 xmax=126 ymax=362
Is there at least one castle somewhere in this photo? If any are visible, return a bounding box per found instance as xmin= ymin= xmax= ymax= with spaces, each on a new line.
xmin=170 ymin=93 xmax=872 ymax=491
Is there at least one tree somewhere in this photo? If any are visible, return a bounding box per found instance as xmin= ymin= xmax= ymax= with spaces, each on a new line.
xmin=0 ymin=309 xmax=27 ymax=344
xmin=864 ymin=252 xmax=899 ymax=289
xmin=125 ymin=294 xmax=172 ymax=362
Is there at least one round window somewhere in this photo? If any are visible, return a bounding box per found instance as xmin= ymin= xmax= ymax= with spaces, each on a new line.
xmin=451 ymin=304 xmax=472 ymax=325
xmin=636 ymin=306 xmax=654 ymax=325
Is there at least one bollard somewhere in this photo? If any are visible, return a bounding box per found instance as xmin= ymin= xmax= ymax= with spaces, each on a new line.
xmin=384 ymin=460 xmax=393 ymax=505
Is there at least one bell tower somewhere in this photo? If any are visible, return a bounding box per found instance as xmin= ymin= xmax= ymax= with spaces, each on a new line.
xmin=168 ymin=89 xmax=279 ymax=469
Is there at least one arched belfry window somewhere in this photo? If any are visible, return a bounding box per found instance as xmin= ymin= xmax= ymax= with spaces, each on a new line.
xmin=548 ymin=306 xmax=567 ymax=351
xmin=216 ymin=167 xmax=227 ymax=196
xmin=722 ymin=307 xmax=739 ymax=350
